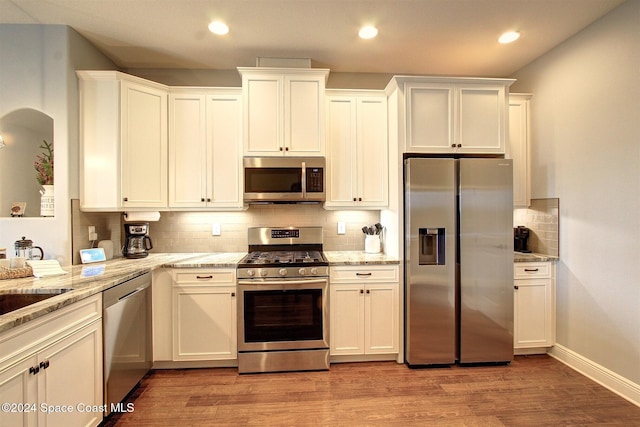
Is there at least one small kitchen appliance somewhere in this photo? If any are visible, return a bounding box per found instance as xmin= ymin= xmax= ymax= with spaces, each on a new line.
xmin=15 ymin=236 xmax=44 ymax=260
xmin=123 ymin=223 xmax=153 ymax=259
xmin=514 ymin=226 xmax=531 ymax=253
xmin=236 ymin=226 xmax=329 ymax=373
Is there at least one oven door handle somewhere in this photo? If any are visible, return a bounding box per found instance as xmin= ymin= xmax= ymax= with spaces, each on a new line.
xmin=237 ymin=278 xmax=327 ymax=286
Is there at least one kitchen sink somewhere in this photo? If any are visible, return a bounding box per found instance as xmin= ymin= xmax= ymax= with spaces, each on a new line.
xmin=0 ymin=289 xmax=73 ymax=316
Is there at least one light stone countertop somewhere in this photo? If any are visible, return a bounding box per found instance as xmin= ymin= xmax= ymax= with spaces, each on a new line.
xmin=513 ymin=252 xmax=559 ymax=263
xmin=0 ymin=252 xmax=243 ymax=334
xmin=324 ymin=251 xmax=400 ymax=265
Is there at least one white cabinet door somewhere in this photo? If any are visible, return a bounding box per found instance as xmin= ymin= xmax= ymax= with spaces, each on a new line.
xmin=406 ymin=83 xmax=454 ymax=152
xmin=364 ymin=284 xmax=399 ymax=354
xmin=121 ymin=80 xmax=168 ymax=208
xmin=0 ymin=356 xmax=38 ymax=427
xmin=457 ymin=85 xmax=506 ymax=154
xmin=169 ymin=93 xmax=207 ymax=207
xmin=325 ymin=92 xmax=388 ymax=209
xmin=172 ymin=286 xmax=237 ymax=361
xmin=240 ymin=68 xmax=328 ymax=156
xmin=38 ymin=322 xmax=103 ymax=427
xmin=169 ymin=90 xmax=243 ymax=209
xmin=514 ymin=279 xmax=553 ymax=348
xmin=508 ymin=94 xmax=531 ymax=207
xmin=206 ymin=93 xmax=243 ymax=208
xmin=78 ymin=71 xmax=168 ymax=210
xmin=357 ymin=97 xmax=388 ymax=207
xmin=400 ymin=77 xmax=511 ymax=154
xmin=330 ymin=284 xmax=365 ymax=355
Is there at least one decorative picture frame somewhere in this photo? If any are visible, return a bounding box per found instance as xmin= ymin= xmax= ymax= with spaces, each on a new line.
xmin=10 ymin=202 xmax=26 ymax=217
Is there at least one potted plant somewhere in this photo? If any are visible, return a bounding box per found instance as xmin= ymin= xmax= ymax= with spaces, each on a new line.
xmin=34 ymin=140 xmax=54 ymax=216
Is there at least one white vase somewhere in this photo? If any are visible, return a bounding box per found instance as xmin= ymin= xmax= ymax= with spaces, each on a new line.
xmin=364 ymin=235 xmax=381 ymax=254
xmin=40 ymin=184 xmax=54 ymax=217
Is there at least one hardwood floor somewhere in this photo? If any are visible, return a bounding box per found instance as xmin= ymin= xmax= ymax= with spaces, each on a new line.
xmin=103 ymin=355 xmax=640 ymax=426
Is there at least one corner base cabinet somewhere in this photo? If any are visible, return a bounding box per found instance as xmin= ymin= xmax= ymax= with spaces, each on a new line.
xmin=0 ymin=294 xmax=103 ymax=427
xmin=330 ymin=265 xmax=399 ymax=360
xmin=513 ymin=262 xmax=556 ymax=353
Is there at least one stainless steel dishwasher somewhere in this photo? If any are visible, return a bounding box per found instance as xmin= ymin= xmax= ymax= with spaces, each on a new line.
xmin=103 ymin=272 xmax=152 ymax=415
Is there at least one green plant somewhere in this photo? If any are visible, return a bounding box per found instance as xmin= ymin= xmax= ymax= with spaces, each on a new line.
xmin=34 ymin=140 xmax=54 ymax=185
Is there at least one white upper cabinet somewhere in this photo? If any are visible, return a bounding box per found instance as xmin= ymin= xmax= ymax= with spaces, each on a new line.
xmin=78 ymin=71 xmax=168 ymax=210
xmin=168 ymin=88 xmax=242 ymax=209
xmin=387 ymin=77 xmax=514 ymax=154
xmin=508 ymin=94 xmax=532 ymax=207
xmin=325 ymin=91 xmax=388 ymax=209
xmin=239 ymin=68 xmax=329 ymax=156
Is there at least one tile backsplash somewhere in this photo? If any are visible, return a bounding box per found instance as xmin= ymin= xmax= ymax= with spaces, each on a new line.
xmin=71 ymin=201 xmax=381 ymax=263
xmin=513 ymin=198 xmax=559 ymax=257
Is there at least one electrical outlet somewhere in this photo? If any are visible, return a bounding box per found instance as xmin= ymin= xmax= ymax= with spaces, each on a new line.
xmin=337 ymin=222 xmax=346 ymax=235
xmin=211 ymin=223 xmax=221 ymax=236
xmin=88 ymin=226 xmax=96 ymax=241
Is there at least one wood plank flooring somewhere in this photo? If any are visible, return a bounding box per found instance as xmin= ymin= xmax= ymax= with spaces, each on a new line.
xmin=102 ymin=355 xmax=640 ymax=426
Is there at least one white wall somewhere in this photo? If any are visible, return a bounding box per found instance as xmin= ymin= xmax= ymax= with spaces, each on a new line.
xmin=510 ymin=0 xmax=640 ymax=385
xmin=0 ymin=25 xmax=115 ymax=265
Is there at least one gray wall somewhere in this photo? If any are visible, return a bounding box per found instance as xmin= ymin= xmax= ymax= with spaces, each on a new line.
xmin=0 ymin=24 xmax=115 ymax=264
xmin=510 ymin=0 xmax=640 ymax=385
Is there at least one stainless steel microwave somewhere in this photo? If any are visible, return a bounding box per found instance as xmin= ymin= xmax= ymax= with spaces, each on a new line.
xmin=243 ymin=157 xmax=325 ymax=203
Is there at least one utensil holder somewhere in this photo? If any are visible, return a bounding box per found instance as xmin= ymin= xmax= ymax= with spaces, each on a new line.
xmin=364 ymin=235 xmax=381 ymax=253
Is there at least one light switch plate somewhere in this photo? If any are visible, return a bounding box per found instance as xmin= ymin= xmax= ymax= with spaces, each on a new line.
xmin=212 ymin=223 xmax=221 ymax=236
xmin=337 ymin=222 xmax=346 ymax=235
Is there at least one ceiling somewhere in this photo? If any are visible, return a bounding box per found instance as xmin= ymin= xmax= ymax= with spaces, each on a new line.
xmin=0 ymin=0 xmax=627 ymax=77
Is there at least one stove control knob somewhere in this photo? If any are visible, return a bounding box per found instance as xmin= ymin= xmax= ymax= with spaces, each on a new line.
xmin=247 ymin=269 xmax=255 ymax=277
xmin=279 ymin=268 xmax=288 ymax=277
xmin=298 ymin=268 xmax=306 ymax=276
xmin=259 ymin=269 xmax=268 ymax=277
xmin=310 ymin=267 xmax=318 ymax=275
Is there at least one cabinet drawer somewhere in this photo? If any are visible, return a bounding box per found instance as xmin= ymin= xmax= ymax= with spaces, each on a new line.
xmin=514 ymin=262 xmax=551 ymax=279
xmin=172 ymin=269 xmax=235 ymax=285
xmin=330 ymin=266 xmax=399 ymax=284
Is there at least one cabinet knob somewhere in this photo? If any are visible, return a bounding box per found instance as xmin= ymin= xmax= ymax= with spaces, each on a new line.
xmin=123 ymin=197 xmax=128 ymax=202
xmin=451 ymin=144 xmax=456 ymax=148
xmin=39 ymin=360 xmax=50 ymax=370
xmin=279 ymin=147 xmax=283 ymax=151
xmin=514 ymin=285 xmax=519 ymax=290
xmin=207 ymin=198 xmax=211 ymax=202
xmin=285 ymin=147 xmax=289 ymax=151
xmin=201 ymin=198 xmax=205 ymax=202
xmin=366 ymin=289 xmax=370 ymax=294
xmin=457 ymin=144 xmax=462 ymax=148
xmin=360 ymin=289 xmax=364 ymax=294
xmin=353 ymin=198 xmax=357 ymax=201
xmin=358 ymin=197 xmax=362 ymax=201
xmin=29 ymin=366 xmax=40 ymax=375
xmin=231 ymin=292 xmax=236 ymax=297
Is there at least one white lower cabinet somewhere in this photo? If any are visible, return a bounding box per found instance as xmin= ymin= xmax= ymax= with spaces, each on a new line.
xmin=513 ymin=262 xmax=556 ymax=353
xmin=330 ymin=266 xmax=399 ymax=359
xmin=0 ymin=294 xmax=103 ymax=427
xmin=153 ymin=269 xmax=237 ymax=365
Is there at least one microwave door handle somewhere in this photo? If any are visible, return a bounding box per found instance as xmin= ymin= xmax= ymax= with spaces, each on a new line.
xmin=301 ymin=161 xmax=306 ymax=199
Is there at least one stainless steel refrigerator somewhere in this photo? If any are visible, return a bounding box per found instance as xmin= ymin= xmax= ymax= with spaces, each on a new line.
xmin=404 ymin=157 xmax=513 ymax=366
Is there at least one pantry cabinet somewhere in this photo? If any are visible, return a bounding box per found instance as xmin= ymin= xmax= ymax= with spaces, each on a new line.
xmin=78 ymin=71 xmax=168 ymax=210
xmin=238 ymin=68 xmax=329 ymax=156
xmin=513 ymin=262 xmax=556 ymax=352
xmin=153 ymin=269 xmax=237 ymax=365
xmin=508 ymin=94 xmax=532 ymax=207
xmin=330 ymin=265 xmax=399 ymax=359
xmin=168 ymin=88 xmax=243 ymax=209
xmin=0 ymin=294 xmax=103 ymax=427
xmin=325 ymin=91 xmax=388 ymax=209
xmin=386 ymin=76 xmax=514 ymax=154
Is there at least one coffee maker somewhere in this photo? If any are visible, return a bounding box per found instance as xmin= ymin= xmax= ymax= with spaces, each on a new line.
xmin=514 ymin=226 xmax=531 ymax=253
xmin=123 ymin=223 xmax=153 ymax=258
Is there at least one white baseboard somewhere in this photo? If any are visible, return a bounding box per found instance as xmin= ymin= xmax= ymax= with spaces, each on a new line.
xmin=548 ymin=344 xmax=640 ymax=407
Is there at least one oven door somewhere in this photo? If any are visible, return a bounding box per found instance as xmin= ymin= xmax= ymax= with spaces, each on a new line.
xmin=237 ymin=278 xmax=329 ymax=352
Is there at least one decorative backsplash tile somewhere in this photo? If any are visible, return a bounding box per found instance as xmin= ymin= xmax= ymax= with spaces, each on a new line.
xmin=513 ymin=198 xmax=559 ymax=257
xmin=71 ymin=201 xmax=382 ymax=263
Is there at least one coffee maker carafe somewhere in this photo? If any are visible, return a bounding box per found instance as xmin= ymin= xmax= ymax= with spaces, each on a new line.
xmin=123 ymin=223 xmax=153 ymax=258
xmin=514 ymin=226 xmax=531 ymax=253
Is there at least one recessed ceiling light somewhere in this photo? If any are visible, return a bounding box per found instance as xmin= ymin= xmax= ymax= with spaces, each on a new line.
xmin=359 ymin=25 xmax=378 ymax=39
xmin=499 ymin=31 xmax=520 ymax=44
xmin=208 ymin=21 xmax=229 ymax=35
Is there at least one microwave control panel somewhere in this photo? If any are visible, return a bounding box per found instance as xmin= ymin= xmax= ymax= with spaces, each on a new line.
xmin=306 ymin=168 xmax=324 ymax=192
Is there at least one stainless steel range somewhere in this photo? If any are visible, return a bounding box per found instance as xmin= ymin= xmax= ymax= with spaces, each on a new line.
xmin=237 ymin=226 xmax=329 ymax=373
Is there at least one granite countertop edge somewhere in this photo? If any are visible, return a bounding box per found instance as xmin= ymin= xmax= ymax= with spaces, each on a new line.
xmin=0 ymin=251 xmax=402 ymax=333
xmin=513 ymin=252 xmax=560 ymax=263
